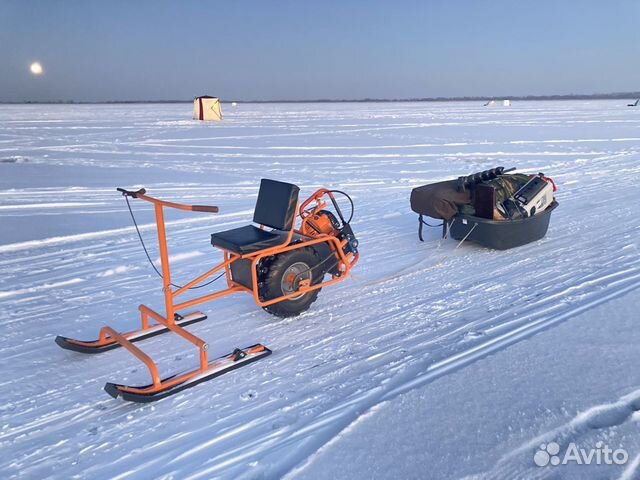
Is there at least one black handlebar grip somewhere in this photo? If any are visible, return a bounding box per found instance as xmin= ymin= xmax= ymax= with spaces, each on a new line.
xmin=192 ymin=205 xmax=219 ymax=213
xmin=116 ymin=187 xmax=146 ymax=198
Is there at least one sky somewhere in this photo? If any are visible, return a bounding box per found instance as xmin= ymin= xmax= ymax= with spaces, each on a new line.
xmin=1 ymin=0 xmax=639 ymax=102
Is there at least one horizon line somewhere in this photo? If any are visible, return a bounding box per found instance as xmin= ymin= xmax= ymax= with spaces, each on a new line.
xmin=1 ymin=91 xmax=639 ymax=105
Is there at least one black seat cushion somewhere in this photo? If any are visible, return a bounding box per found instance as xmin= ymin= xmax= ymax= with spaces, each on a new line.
xmin=253 ymin=179 xmax=299 ymax=230
xmin=211 ymin=225 xmax=286 ymax=255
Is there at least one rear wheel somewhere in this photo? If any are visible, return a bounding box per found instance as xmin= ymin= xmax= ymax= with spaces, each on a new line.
xmin=260 ymin=248 xmax=323 ymax=318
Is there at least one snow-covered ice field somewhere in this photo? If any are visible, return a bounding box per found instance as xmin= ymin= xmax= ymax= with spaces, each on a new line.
xmin=1 ymin=101 xmax=639 ymax=479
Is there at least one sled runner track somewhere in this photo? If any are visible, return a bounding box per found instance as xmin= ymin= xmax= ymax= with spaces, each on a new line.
xmin=189 ymin=270 xmax=640 ymax=479
xmin=2 ymin=229 xmax=636 ymax=476
xmin=3 ymin=243 xmax=638 ymax=478
xmin=462 ymin=380 xmax=640 ymax=480
xmin=286 ymin=292 xmax=640 ymax=479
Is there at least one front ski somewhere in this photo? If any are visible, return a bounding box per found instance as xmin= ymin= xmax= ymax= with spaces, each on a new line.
xmin=104 ymin=343 xmax=272 ymax=402
xmin=55 ymin=312 xmax=208 ymax=354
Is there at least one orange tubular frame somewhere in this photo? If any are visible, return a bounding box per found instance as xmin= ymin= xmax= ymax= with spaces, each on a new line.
xmin=63 ymin=188 xmax=358 ymax=398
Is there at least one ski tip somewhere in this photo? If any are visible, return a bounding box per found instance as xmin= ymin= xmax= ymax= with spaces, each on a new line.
xmin=55 ymin=335 xmax=74 ymax=350
xmin=54 ymin=335 xmax=115 ymax=354
xmin=104 ymin=383 xmax=121 ymax=399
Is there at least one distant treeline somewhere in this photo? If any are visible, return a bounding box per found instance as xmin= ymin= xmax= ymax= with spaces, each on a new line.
xmin=4 ymin=92 xmax=640 ymax=104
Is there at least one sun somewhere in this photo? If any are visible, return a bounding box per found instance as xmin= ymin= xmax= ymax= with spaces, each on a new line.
xmin=30 ymin=62 xmax=44 ymax=75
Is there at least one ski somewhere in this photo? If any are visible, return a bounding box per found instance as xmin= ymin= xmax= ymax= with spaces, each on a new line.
xmin=104 ymin=343 xmax=272 ymax=402
xmin=55 ymin=312 xmax=208 ymax=354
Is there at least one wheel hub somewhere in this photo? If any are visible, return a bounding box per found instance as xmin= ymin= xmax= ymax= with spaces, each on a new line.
xmin=281 ymin=261 xmax=311 ymax=299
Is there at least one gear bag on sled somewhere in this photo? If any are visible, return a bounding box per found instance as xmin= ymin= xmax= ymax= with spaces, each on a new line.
xmin=409 ymin=166 xmax=558 ymax=250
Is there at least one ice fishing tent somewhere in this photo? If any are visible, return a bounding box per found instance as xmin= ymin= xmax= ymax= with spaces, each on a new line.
xmin=193 ymin=96 xmax=223 ymax=121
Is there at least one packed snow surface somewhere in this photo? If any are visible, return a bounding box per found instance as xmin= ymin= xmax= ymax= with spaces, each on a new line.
xmin=1 ymin=101 xmax=639 ymax=479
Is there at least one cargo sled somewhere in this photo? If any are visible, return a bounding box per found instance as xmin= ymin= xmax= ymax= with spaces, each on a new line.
xmin=410 ymin=167 xmax=558 ymax=250
xmin=57 ymin=179 xmax=359 ymax=401
xmin=444 ymin=200 xmax=558 ymax=250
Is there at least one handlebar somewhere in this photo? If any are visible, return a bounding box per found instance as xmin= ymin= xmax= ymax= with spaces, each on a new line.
xmin=117 ymin=187 xmax=219 ymax=213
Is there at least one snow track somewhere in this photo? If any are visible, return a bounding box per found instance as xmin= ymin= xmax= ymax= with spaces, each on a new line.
xmin=1 ymin=101 xmax=639 ymax=479
xmin=466 ymin=386 xmax=640 ymax=480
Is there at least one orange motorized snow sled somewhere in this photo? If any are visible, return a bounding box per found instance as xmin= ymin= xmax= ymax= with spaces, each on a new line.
xmin=56 ymin=179 xmax=359 ymax=402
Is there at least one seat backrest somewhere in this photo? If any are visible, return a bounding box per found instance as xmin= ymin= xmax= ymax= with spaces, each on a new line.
xmin=253 ymin=179 xmax=300 ymax=231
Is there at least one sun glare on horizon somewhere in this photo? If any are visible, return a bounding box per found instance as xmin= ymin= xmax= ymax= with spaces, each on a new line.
xmin=30 ymin=62 xmax=44 ymax=75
